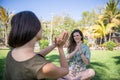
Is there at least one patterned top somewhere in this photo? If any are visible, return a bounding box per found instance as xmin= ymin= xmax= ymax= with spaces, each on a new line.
xmin=67 ymin=43 xmax=91 ymax=72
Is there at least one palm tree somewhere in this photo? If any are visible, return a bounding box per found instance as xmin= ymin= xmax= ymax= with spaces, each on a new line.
xmin=97 ymin=0 xmax=120 ymax=42
xmin=99 ymin=0 xmax=120 ymax=25
xmin=92 ymin=20 xmax=118 ymax=43
xmin=105 ymin=0 xmax=120 ymax=25
xmin=91 ymin=24 xmax=104 ymax=44
xmin=106 ymin=22 xmax=118 ymax=41
xmin=0 ymin=6 xmax=13 ymax=46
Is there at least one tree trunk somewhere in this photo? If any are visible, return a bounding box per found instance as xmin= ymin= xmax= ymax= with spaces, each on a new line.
xmin=104 ymin=34 xmax=107 ymax=43
xmin=4 ymin=24 xmax=8 ymax=46
xmin=100 ymin=37 xmax=102 ymax=45
xmin=109 ymin=33 xmax=111 ymax=41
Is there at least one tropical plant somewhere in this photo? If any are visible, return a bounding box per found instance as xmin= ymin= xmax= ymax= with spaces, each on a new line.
xmin=99 ymin=0 xmax=120 ymax=32
xmin=105 ymin=0 xmax=120 ymax=25
xmin=92 ymin=20 xmax=118 ymax=43
xmin=79 ymin=11 xmax=98 ymax=28
xmin=104 ymin=41 xmax=116 ymax=51
xmin=92 ymin=0 xmax=120 ymax=44
xmin=91 ymin=24 xmax=104 ymax=44
xmin=39 ymin=39 xmax=49 ymax=49
xmin=0 ymin=6 xmax=13 ymax=46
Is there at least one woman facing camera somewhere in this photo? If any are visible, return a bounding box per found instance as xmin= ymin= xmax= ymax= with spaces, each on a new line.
xmin=58 ymin=29 xmax=95 ymax=80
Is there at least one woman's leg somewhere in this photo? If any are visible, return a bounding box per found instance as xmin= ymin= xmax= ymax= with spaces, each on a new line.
xmin=79 ymin=68 xmax=95 ymax=80
xmin=57 ymin=71 xmax=80 ymax=80
xmin=57 ymin=75 xmax=72 ymax=80
xmin=57 ymin=69 xmax=95 ymax=80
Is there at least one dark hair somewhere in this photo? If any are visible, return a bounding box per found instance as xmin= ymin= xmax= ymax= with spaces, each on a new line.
xmin=8 ymin=11 xmax=41 ymax=48
xmin=68 ymin=29 xmax=84 ymax=53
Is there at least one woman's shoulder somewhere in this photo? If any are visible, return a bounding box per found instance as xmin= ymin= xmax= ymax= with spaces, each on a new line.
xmin=82 ymin=43 xmax=90 ymax=50
xmin=82 ymin=43 xmax=89 ymax=47
xmin=30 ymin=54 xmax=49 ymax=63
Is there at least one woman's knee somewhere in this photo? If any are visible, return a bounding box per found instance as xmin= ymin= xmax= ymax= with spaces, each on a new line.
xmin=88 ymin=69 xmax=95 ymax=77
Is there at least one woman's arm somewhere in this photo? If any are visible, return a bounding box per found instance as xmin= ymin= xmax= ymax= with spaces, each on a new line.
xmin=79 ymin=46 xmax=90 ymax=65
xmin=37 ymin=47 xmax=69 ymax=79
xmin=57 ymin=31 xmax=69 ymax=69
xmin=37 ymin=32 xmax=68 ymax=56
xmin=58 ymin=41 xmax=69 ymax=70
xmin=80 ymin=53 xmax=89 ymax=65
xmin=66 ymin=48 xmax=78 ymax=60
xmin=37 ymin=32 xmax=69 ymax=79
xmin=67 ymin=41 xmax=82 ymax=60
xmin=37 ymin=43 xmax=56 ymax=56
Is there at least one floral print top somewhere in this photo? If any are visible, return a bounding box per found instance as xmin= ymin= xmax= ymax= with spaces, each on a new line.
xmin=67 ymin=43 xmax=91 ymax=72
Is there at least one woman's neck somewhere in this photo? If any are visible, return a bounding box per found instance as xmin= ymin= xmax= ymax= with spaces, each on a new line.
xmin=11 ymin=38 xmax=37 ymax=62
xmin=14 ymin=37 xmax=36 ymax=53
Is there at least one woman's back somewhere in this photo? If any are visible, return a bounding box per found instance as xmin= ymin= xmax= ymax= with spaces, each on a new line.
xmin=4 ymin=50 xmax=48 ymax=80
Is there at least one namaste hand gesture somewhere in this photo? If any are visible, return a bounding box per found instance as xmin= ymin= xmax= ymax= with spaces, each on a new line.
xmin=78 ymin=41 xmax=83 ymax=54
xmin=75 ymin=41 xmax=82 ymax=51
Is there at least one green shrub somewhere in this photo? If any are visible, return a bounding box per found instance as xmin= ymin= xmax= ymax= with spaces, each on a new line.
xmin=84 ymin=39 xmax=88 ymax=45
xmin=39 ymin=39 xmax=49 ymax=49
xmin=104 ymin=41 xmax=116 ymax=51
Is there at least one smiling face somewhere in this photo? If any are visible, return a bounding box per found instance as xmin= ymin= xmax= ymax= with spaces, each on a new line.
xmin=73 ymin=32 xmax=82 ymax=43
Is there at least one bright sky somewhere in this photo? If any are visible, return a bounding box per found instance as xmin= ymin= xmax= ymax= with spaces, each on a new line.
xmin=0 ymin=0 xmax=110 ymax=21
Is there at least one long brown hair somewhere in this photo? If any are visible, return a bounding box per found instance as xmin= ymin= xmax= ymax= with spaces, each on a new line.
xmin=68 ymin=29 xmax=84 ymax=53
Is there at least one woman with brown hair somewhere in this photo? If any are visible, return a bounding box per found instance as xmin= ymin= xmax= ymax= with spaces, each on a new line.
xmin=4 ymin=11 xmax=69 ymax=80
xmin=58 ymin=29 xmax=95 ymax=80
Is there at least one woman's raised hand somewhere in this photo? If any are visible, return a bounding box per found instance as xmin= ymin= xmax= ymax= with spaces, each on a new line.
xmin=55 ymin=32 xmax=68 ymax=48
xmin=75 ymin=41 xmax=82 ymax=51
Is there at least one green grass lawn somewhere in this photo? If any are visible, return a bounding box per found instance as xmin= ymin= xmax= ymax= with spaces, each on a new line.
xmin=0 ymin=49 xmax=120 ymax=80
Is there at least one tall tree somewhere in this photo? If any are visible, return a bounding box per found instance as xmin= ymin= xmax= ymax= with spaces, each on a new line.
xmin=0 ymin=6 xmax=9 ymax=46
xmin=98 ymin=0 xmax=120 ymax=41
xmin=0 ymin=6 xmax=13 ymax=46
xmin=99 ymin=0 xmax=120 ymax=28
xmin=106 ymin=0 xmax=120 ymax=24
xmin=79 ymin=11 xmax=98 ymax=27
xmin=92 ymin=20 xmax=118 ymax=43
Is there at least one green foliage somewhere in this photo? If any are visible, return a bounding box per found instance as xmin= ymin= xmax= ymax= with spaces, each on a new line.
xmin=84 ymin=39 xmax=88 ymax=45
xmin=104 ymin=41 xmax=116 ymax=51
xmin=0 ymin=49 xmax=9 ymax=80
xmin=39 ymin=39 xmax=49 ymax=49
xmin=84 ymin=39 xmax=93 ymax=47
